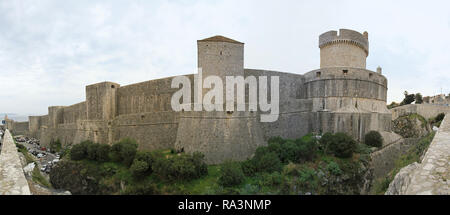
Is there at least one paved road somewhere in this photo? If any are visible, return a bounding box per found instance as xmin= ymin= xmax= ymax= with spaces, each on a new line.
xmin=15 ymin=138 xmax=57 ymax=179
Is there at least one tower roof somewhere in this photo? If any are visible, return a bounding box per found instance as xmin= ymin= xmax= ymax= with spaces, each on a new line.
xmin=198 ymin=35 xmax=244 ymax=44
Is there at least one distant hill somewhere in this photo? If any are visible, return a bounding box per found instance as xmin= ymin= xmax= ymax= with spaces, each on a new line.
xmin=0 ymin=113 xmax=30 ymax=122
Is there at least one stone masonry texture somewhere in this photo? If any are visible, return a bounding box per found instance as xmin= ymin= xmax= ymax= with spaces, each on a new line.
xmin=0 ymin=129 xmax=31 ymax=195
xmin=7 ymin=29 xmax=398 ymax=164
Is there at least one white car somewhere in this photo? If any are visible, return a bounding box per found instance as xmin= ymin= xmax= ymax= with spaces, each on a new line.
xmin=37 ymin=153 xmax=44 ymax=158
xmin=52 ymin=159 xmax=60 ymax=163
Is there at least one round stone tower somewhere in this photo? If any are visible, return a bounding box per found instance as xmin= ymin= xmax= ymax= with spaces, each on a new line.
xmin=319 ymin=29 xmax=369 ymax=69
xmin=304 ymin=29 xmax=391 ymax=141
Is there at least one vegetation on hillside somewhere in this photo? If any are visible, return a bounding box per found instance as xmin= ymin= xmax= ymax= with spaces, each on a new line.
xmin=392 ymin=113 xmax=430 ymax=138
xmin=14 ymin=139 xmax=52 ymax=188
xmin=429 ymin=113 xmax=445 ymax=128
xmin=370 ymin=131 xmax=436 ymax=194
xmin=50 ymin=133 xmax=373 ymax=195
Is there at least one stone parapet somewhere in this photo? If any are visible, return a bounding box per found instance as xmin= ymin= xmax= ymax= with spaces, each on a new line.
xmin=0 ymin=129 xmax=31 ymax=195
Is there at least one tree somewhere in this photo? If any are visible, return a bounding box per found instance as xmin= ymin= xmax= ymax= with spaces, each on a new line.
xmin=70 ymin=141 xmax=92 ymax=161
xmin=415 ymin=93 xmax=423 ymax=104
xmin=365 ymin=131 xmax=383 ymax=148
xmin=321 ymin=132 xmax=357 ymax=158
xmin=400 ymin=91 xmax=415 ymax=105
xmin=96 ymin=144 xmax=111 ymax=162
xmin=110 ymin=138 xmax=138 ymax=166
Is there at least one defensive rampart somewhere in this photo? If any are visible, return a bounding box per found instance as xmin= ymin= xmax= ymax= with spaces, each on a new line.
xmin=386 ymin=115 xmax=450 ymax=194
xmin=16 ymin=30 xmax=394 ymax=164
xmin=391 ymin=104 xmax=450 ymax=120
xmin=0 ymin=129 xmax=31 ymax=195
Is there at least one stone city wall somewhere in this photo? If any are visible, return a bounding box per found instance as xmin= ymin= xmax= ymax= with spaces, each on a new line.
xmin=19 ymin=30 xmax=395 ymax=164
xmin=391 ymin=104 xmax=450 ymax=120
xmin=386 ymin=115 xmax=450 ymax=195
xmin=0 ymin=129 xmax=31 ymax=195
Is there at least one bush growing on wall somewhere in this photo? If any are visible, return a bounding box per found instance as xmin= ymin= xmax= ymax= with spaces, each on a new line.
xmin=365 ymin=131 xmax=383 ymax=148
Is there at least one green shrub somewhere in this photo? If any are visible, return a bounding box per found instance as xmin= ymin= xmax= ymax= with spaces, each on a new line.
xmin=295 ymin=137 xmax=317 ymax=162
xmin=50 ymin=139 xmax=62 ymax=153
xmin=255 ymin=135 xmax=317 ymax=165
xmin=152 ymin=156 xmax=172 ymax=180
xmin=152 ymin=152 xmax=208 ymax=182
xmin=267 ymin=142 xmax=282 ymax=157
xmin=96 ymin=144 xmax=111 ymax=162
xmin=122 ymin=183 xmax=159 ymax=195
xmin=321 ymin=132 xmax=356 ymax=158
xmin=279 ymin=140 xmax=298 ymax=163
xmin=70 ymin=141 xmax=91 ymax=161
xmin=297 ymin=168 xmax=318 ymax=190
xmin=256 ymin=152 xmax=282 ymax=173
xmin=190 ymin=152 xmax=208 ymax=178
xmin=282 ymin=162 xmax=300 ymax=176
xmin=326 ymin=161 xmax=342 ymax=175
xmin=268 ymin=136 xmax=286 ymax=145
xmin=134 ymin=151 xmax=155 ymax=174
xmin=319 ymin=132 xmax=334 ymax=152
xmin=100 ymin=163 xmax=118 ymax=177
xmin=365 ymin=131 xmax=383 ymax=148
xmin=435 ymin=113 xmax=445 ymax=122
xmin=218 ymin=162 xmax=245 ymax=187
xmin=110 ymin=138 xmax=138 ymax=166
xmin=130 ymin=159 xmax=150 ymax=179
xmin=241 ymin=159 xmax=257 ymax=176
xmin=261 ymin=171 xmax=283 ymax=186
xmin=87 ymin=143 xmax=100 ymax=160
xmin=242 ymin=151 xmax=282 ymax=176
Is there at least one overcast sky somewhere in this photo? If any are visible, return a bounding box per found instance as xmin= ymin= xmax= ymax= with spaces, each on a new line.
xmin=1 ymin=0 xmax=449 ymax=119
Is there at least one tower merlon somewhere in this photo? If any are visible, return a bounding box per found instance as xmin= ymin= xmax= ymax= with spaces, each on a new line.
xmin=319 ymin=29 xmax=369 ymax=56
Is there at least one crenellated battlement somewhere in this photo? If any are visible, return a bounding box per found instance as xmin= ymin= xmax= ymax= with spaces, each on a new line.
xmin=319 ymin=29 xmax=369 ymax=55
xmin=19 ymin=29 xmax=391 ymax=164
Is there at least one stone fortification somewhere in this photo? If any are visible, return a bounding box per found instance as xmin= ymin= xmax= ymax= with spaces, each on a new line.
xmin=391 ymin=104 xmax=450 ymax=120
xmin=12 ymin=29 xmax=393 ymax=164
xmin=0 ymin=129 xmax=31 ymax=195
xmin=386 ymin=115 xmax=450 ymax=195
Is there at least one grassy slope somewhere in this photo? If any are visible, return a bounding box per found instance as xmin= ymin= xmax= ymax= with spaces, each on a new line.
xmin=370 ymin=131 xmax=436 ymax=194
